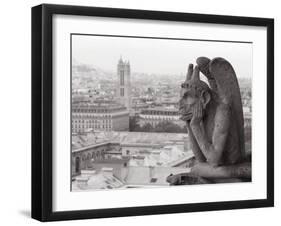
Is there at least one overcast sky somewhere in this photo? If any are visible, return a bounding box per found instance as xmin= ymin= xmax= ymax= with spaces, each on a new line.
xmin=72 ymin=34 xmax=252 ymax=78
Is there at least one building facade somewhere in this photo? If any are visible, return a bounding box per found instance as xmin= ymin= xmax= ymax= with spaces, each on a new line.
xmin=139 ymin=107 xmax=185 ymax=128
xmin=71 ymin=142 xmax=122 ymax=176
xmin=117 ymin=57 xmax=131 ymax=111
xmin=72 ymin=103 xmax=129 ymax=133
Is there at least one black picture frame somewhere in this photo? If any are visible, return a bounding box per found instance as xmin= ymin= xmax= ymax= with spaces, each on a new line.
xmin=32 ymin=3 xmax=274 ymax=222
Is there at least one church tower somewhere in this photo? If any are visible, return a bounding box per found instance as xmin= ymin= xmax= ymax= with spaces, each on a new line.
xmin=117 ymin=57 xmax=131 ymax=111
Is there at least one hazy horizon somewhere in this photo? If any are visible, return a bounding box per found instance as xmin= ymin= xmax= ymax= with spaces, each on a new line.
xmin=72 ymin=34 xmax=253 ymax=79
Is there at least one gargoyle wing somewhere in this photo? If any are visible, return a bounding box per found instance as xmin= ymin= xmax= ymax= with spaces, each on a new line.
xmin=209 ymin=57 xmax=245 ymax=157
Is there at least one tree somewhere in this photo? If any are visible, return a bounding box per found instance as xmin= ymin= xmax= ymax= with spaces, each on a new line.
xmin=129 ymin=116 xmax=141 ymax=131
xmin=154 ymin=121 xmax=185 ymax=133
xmin=140 ymin=123 xmax=154 ymax=132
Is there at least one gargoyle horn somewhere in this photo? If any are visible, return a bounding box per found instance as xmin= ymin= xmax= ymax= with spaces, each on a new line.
xmin=191 ymin=65 xmax=200 ymax=82
xmin=185 ymin=63 xmax=193 ymax=82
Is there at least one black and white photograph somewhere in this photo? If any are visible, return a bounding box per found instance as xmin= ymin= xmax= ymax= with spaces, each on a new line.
xmin=0 ymin=0 xmax=278 ymax=224
xmin=71 ymin=34 xmax=252 ymax=191
xmin=29 ymin=3 xmax=274 ymax=222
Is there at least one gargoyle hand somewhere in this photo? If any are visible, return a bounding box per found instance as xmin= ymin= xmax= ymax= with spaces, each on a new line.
xmin=190 ymin=101 xmax=203 ymax=126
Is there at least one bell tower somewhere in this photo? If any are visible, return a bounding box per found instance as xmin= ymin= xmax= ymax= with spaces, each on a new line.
xmin=117 ymin=56 xmax=131 ymax=111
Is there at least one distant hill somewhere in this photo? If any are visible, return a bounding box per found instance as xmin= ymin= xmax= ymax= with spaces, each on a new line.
xmin=72 ymin=60 xmax=251 ymax=89
xmin=72 ymin=60 xmax=116 ymax=89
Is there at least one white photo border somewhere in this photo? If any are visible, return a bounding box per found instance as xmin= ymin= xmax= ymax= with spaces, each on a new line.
xmin=52 ymin=14 xmax=267 ymax=212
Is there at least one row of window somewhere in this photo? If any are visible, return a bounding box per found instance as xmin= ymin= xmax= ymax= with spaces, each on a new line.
xmin=72 ymin=124 xmax=112 ymax=129
xmin=141 ymin=111 xmax=180 ymax=116
xmin=73 ymin=109 xmax=111 ymax=113
xmin=72 ymin=122 xmax=111 ymax=127
xmin=73 ymin=114 xmax=112 ymax=118
xmin=77 ymin=150 xmax=105 ymax=161
xmin=141 ymin=116 xmax=179 ymax=120
xmin=72 ymin=119 xmax=112 ymax=123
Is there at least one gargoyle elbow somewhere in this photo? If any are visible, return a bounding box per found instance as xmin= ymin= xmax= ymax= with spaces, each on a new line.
xmin=207 ymin=154 xmax=220 ymax=167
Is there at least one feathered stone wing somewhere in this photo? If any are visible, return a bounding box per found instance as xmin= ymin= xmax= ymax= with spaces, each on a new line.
xmin=209 ymin=57 xmax=245 ymax=158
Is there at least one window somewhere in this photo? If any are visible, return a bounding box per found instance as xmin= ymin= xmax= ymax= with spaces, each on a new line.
xmin=75 ymin=157 xmax=80 ymax=173
xmin=120 ymin=88 xmax=124 ymax=96
xmin=120 ymin=71 xmax=124 ymax=85
xmin=150 ymin=178 xmax=157 ymax=183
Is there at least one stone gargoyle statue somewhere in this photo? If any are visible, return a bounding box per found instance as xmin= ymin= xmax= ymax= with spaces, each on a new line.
xmin=167 ymin=57 xmax=251 ymax=185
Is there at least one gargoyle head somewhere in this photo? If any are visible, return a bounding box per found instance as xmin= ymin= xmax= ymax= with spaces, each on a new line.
xmin=179 ymin=64 xmax=211 ymax=121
